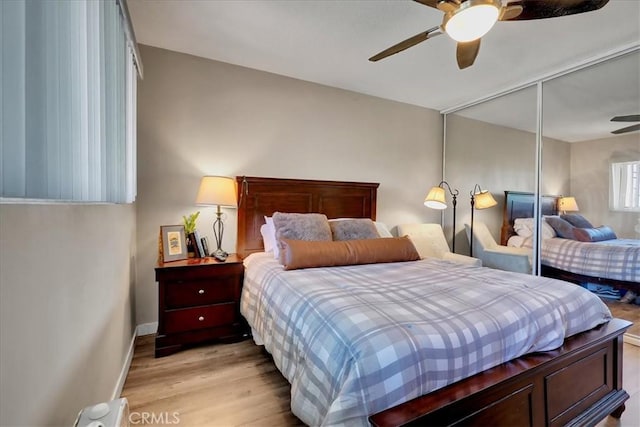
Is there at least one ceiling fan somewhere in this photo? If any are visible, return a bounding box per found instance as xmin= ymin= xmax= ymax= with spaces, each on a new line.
xmin=369 ymin=0 xmax=610 ymax=69
xmin=611 ymin=115 xmax=640 ymax=135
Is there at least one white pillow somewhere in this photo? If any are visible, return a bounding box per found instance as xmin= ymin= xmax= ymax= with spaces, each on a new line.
xmin=507 ymin=235 xmax=530 ymax=248
xmin=260 ymin=224 xmax=275 ymax=253
xmin=329 ymin=218 xmax=393 ymax=238
xmin=374 ymin=221 xmax=393 ymax=238
xmin=513 ymin=217 xmax=556 ymax=240
xmin=513 ymin=218 xmax=534 ymax=237
xmin=263 ymin=216 xmax=279 ymax=258
xmin=541 ymin=219 xmax=557 ymax=239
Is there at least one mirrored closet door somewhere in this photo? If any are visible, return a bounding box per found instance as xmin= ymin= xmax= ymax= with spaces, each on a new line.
xmin=541 ymin=50 xmax=640 ymax=341
xmin=444 ymin=47 xmax=639 ymax=341
xmin=444 ymin=86 xmax=537 ymax=269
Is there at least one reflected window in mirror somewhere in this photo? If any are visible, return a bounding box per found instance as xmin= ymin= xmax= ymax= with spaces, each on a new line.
xmin=610 ymin=160 xmax=640 ymax=212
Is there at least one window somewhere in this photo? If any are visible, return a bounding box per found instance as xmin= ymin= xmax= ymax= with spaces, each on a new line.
xmin=610 ymin=160 xmax=640 ymax=212
xmin=0 ymin=0 xmax=141 ymax=203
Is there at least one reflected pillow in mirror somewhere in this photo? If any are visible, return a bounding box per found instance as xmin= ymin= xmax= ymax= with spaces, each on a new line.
xmin=545 ymin=216 xmax=576 ymax=239
xmin=514 ymin=217 xmax=556 ymax=239
xmin=561 ymin=213 xmax=594 ymax=229
xmin=573 ymin=226 xmax=617 ymax=242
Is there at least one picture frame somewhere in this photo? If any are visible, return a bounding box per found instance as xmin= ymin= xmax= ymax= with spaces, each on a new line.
xmin=160 ymin=225 xmax=188 ymax=262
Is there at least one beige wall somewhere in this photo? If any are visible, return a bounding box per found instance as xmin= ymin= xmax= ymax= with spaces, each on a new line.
xmin=135 ymin=45 xmax=443 ymax=325
xmin=0 ymin=203 xmax=136 ymax=426
xmin=570 ymin=133 xmax=640 ymax=238
xmin=445 ymin=114 xmax=570 ymax=253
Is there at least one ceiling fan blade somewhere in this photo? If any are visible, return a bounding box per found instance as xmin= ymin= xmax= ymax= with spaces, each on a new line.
xmin=501 ymin=0 xmax=609 ymax=21
xmin=413 ymin=0 xmax=440 ymax=9
xmin=499 ymin=4 xmax=524 ymax=21
xmin=456 ymin=39 xmax=481 ymax=70
xmin=611 ymin=115 xmax=640 ymax=122
xmin=612 ymin=124 xmax=640 ymax=135
xmin=369 ymin=26 xmax=441 ymax=62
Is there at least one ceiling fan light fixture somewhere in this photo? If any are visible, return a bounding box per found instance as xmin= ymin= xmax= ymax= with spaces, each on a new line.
xmin=443 ymin=0 xmax=501 ymax=43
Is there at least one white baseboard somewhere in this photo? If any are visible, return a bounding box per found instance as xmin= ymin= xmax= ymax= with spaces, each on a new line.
xmin=136 ymin=322 xmax=158 ymax=336
xmin=111 ymin=322 xmax=158 ymax=399
xmin=112 ymin=330 xmax=136 ymax=400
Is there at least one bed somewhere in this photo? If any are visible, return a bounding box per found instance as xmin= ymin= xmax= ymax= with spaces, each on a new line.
xmin=236 ymin=177 xmax=631 ymax=427
xmin=501 ymin=191 xmax=640 ymax=292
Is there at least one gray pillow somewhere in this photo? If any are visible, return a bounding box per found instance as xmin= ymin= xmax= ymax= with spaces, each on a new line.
xmin=545 ymin=216 xmax=576 ymax=239
xmin=330 ymin=219 xmax=380 ymax=241
xmin=272 ymin=213 xmax=332 ymax=264
xmin=573 ymin=226 xmax=617 ymax=242
xmin=560 ymin=213 xmax=594 ymax=229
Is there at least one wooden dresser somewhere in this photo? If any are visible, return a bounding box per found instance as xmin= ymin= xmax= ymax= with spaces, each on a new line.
xmin=154 ymin=254 xmax=248 ymax=357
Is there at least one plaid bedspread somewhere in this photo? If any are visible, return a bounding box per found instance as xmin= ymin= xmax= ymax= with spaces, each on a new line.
xmin=542 ymin=238 xmax=640 ymax=283
xmin=240 ymin=253 xmax=611 ymax=426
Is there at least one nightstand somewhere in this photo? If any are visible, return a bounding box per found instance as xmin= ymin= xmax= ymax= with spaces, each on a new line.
xmin=154 ymin=254 xmax=248 ymax=357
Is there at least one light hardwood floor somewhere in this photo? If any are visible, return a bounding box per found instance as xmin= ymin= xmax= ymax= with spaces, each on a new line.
xmin=121 ymin=334 xmax=639 ymax=426
xmin=605 ymin=299 xmax=640 ymax=339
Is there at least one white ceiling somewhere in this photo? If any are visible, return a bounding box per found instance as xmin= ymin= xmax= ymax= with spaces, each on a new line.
xmin=128 ymin=0 xmax=640 ymax=141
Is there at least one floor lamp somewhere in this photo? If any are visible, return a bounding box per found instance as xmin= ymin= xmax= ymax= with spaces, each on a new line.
xmin=469 ymin=184 xmax=497 ymax=257
xmin=424 ymin=181 xmax=459 ymax=253
xmin=195 ymin=176 xmax=238 ymax=261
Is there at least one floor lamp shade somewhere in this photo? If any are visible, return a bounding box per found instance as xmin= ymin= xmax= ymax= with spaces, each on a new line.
xmin=195 ymin=176 xmax=238 ymax=260
xmin=424 ymin=181 xmax=459 ymax=252
xmin=474 ymin=190 xmax=497 ymax=210
xmin=424 ymin=186 xmax=447 ymax=209
xmin=469 ymin=186 xmax=497 ymax=257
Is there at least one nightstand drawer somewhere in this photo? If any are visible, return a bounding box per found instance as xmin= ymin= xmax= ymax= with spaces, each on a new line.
xmin=156 ymin=262 xmax=243 ymax=282
xmin=164 ymin=279 xmax=236 ymax=309
xmin=163 ymin=303 xmax=236 ymax=334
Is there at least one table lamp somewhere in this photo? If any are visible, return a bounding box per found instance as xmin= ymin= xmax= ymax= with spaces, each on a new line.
xmin=195 ymin=176 xmax=238 ymax=261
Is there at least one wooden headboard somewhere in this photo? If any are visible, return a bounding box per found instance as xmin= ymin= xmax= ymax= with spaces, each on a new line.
xmin=500 ymin=191 xmax=559 ymax=245
xmin=235 ymin=176 xmax=379 ymax=257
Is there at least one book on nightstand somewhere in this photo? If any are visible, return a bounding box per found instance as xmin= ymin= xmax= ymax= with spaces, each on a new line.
xmin=189 ymin=232 xmax=201 ymax=257
xmin=200 ymin=236 xmax=210 ymax=257
xmin=194 ymin=230 xmax=206 ymax=258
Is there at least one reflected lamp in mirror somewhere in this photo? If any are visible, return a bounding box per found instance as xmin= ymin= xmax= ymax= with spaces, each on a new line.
xmin=424 ymin=181 xmax=459 ymax=252
xmin=558 ymin=196 xmax=579 ymax=214
xmin=469 ymin=184 xmax=497 ymax=257
xmin=195 ymin=176 xmax=238 ymax=261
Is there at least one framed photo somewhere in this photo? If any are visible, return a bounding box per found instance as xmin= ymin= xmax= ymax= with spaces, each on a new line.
xmin=160 ymin=225 xmax=188 ymax=262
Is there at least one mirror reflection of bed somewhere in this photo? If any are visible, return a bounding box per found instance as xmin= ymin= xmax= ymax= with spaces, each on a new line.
xmin=501 ymin=190 xmax=640 ymax=343
xmin=443 ymin=51 xmax=640 ymax=350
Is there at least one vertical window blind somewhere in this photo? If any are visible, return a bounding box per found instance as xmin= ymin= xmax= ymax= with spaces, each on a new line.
xmin=611 ymin=160 xmax=640 ymax=212
xmin=1 ymin=0 xmax=140 ymax=203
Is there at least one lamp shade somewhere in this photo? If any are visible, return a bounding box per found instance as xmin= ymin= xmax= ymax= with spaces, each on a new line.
xmin=424 ymin=186 xmax=447 ymax=209
xmin=474 ymin=190 xmax=497 ymax=210
xmin=558 ymin=196 xmax=579 ymax=212
xmin=195 ymin=176 xmax=237 ymax=207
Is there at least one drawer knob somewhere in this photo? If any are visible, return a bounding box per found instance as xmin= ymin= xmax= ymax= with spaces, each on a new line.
xmin=198 ymin=316 xmax=205 ymax=321
xmin=198 ymin=289 xmax=205 ymax=294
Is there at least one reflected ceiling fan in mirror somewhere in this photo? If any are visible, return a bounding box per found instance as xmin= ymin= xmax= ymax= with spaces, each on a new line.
xmin=611 ymin=115 xmax=640 ymax=135
xmin=369 ymin=0 xmax=610 ymax=69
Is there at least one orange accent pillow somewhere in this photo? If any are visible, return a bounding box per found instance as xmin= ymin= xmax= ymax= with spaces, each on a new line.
xmin=280 ymin=237 xmax=420 ymax=270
